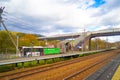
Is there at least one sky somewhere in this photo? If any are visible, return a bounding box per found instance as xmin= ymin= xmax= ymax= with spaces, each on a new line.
xmin=0 ymin=0 xmax=120 ymax=42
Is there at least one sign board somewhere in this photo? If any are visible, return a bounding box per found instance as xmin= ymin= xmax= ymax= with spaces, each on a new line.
xmin=44 ymin=48 xmax=60 ymax=55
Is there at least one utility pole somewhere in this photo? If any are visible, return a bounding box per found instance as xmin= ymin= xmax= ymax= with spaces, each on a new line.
xmin=106 ymin=37 xmax=108 ymax=49
xmin=82 ymin=28 xmax=85 ymax=51
xmin=95 ymin=37 xmax=98 ymax=50
xmin=16 ymin=35 xmax=19 ymax=55
xmin=71 ymin=33 xmax=74 ymax=52
xmin=0 ymin=7 xmax=19 ymax=56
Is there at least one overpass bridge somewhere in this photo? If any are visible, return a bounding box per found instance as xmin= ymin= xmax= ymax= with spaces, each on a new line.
xmin=38 ymin=32 xmax=81 ymax=40
xmin=39 ymin=28 xmax=120 ymax=51
xmin=74 ymin=28 xmax=120 ymax=50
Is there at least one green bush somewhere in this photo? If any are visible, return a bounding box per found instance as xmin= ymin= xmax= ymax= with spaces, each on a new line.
xmin=31 ymin=60 xmax=38 ymax=66
xmin=0 ymin=64 xmax=14 ymax=72
xmin=39 ymin=60 xmax=45 ymax=65
xmin=54 ymin=58 xmax=61 ymax=62
xmin=79 ymin=54 xmax=84 ymax=57
xmin=46 ymin=59 xmax=53 ymax=64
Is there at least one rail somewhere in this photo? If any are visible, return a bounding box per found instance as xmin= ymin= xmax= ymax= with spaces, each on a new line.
xmin=0 ymin=52 xmax=106 ymax=80
xmin=63 ymin=53 xmax=117 ymax=80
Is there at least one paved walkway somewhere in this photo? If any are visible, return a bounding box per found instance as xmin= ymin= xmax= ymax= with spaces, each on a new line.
xmin=85 ymin=53 xmax=120 ymax=80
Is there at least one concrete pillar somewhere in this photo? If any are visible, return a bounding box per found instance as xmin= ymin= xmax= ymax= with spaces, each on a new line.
xmin=89 ymin=38 xmax=91 ymax=51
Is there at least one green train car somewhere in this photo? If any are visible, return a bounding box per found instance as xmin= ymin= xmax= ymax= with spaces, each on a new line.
xmin=21 ymin=46 xmax=60 ymax=57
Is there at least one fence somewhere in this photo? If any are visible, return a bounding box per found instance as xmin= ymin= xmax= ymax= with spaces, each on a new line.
xmin=0 ymin=53 xmax=21 ymax=60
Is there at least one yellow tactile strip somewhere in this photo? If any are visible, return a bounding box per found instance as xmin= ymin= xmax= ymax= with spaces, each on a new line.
xmin=112 ymin=65 xmax=120 ymax=80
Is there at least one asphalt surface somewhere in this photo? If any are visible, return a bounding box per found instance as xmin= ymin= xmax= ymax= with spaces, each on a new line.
xmin=85 ymin=53 xmax=120 ymax=80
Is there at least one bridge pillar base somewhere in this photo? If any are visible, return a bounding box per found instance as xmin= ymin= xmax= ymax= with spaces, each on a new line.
xmin=89 ymin=38 xmax=91 ymax=51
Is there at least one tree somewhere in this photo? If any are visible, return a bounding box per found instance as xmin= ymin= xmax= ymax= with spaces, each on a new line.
xmin=19 ymin=34 xmax=39 ymax=46
xmin=0 ymin=31 xmax=15 ymax=53
xmin=90 ymin=38 xmax=112 ymax=50
xmin=0 ymin=31 xmax=42 ymax=54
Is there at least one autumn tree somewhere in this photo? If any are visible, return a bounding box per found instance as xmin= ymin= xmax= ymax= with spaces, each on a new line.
xmin=19 ymin=34 xmax=39 ymax=46
xmin=39 ymin=40 xmax=46 ymax=46
xmin=0 ymin=31 xmax=43 ymax=54
xmin=90 ymin=38 xmax=112 ymax=50
xmin=0 ymin=31 xmax=15 ymax=53
xmin=47 ymin=40 xmax=60 ymax=47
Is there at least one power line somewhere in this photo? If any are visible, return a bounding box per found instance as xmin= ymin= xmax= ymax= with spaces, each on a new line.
xmin=3 ymin=12 xmax=41 ymax=33
xmin=4 ymin=12 xmax=38 ymax=27
xmin=0 ymin=7 xmax=20 ymax=54
xmin=0 ymin=23 xmax=1 ymax=30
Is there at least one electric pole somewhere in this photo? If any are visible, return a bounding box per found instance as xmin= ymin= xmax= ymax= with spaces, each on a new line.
xmin=0 ymin=7 xmax=20 ymax=55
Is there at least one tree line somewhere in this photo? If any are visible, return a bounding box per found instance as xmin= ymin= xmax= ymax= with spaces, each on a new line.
xmin=0 ymin=30 xmax=44 ymax=54
xmin=0 ymin=30 xmax=118 ymax=54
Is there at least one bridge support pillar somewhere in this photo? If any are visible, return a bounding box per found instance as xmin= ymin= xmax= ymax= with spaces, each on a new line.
xmin=89 ymin=38 xmax=91 ymax=51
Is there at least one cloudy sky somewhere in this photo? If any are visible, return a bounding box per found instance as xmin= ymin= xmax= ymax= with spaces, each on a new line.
xmin=0 ymin=0 xmax=120 ymax=42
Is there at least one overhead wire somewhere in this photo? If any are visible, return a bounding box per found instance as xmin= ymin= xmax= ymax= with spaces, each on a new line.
xmin=0 ymin=23 xmax=2 ymax=30
xmin=2 ymin=11 xmax=41 ymax=33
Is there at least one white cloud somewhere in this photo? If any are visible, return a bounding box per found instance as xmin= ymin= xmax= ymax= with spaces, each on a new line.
xmin=98 ymin=36 xmax=120 ymax=43
xmin=41 ymin=30 xmax=65 ymax=37
xmin=4 ymin=0 xmax=95 ymax=28
xmin=0 ymin=0 xmax=120 ymax=40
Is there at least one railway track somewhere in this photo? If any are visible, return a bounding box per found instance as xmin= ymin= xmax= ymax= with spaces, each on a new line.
xmin=63 ymin=53 xmax=116 ymax=80
xmin=85 ymin=53 xmax=120 ymax=80
xmin=0 ymin=51 xmax=106 ymax=80
xmin=0 ymin=49 xmax=119 ymax=80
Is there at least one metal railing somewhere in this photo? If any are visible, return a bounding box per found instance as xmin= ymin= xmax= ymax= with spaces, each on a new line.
xmin=74 ymin=28 xmax=120 ymax=48
xmin=93 ymin=28 xmax=120 ymax=34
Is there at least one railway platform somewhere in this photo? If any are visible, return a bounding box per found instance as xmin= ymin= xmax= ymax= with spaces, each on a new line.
xmin=0 ymin=49 xmax=107 ymax=66
xmin=85 ymin=53 xmax=120 ymax=80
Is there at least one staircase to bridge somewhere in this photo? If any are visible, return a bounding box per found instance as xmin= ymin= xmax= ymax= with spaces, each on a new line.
xmin=73 ymin=28 xmax=120 ymax=50
xmin=39 ymin=28 xmax=120 ymax=51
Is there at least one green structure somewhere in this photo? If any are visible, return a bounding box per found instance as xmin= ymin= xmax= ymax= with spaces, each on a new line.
xmin=44 ymin=48 xmax=60 ymax=55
